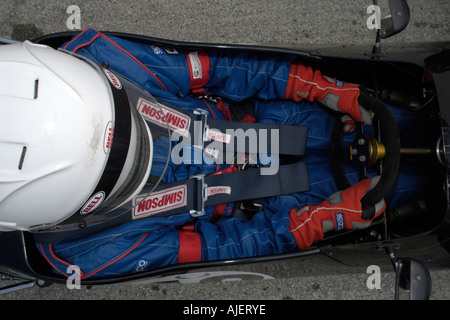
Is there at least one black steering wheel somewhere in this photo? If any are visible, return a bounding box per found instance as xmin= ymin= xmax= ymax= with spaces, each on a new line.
xmin=330 ymin=93 xmax=401 ymax=219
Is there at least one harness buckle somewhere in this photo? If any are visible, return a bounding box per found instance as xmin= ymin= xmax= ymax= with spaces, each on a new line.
xmin=193 ymin=108 xmax=209 ymax=149
xmin=189 ymin=174 xmax=207 ymax=217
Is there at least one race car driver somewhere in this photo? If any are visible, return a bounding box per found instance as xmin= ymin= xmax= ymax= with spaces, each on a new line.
xmin=2 ymin=28 xmax=422 ymax=278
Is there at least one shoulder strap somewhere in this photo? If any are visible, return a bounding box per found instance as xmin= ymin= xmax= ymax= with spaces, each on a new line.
xmin=132 ymin=161 xmax=310 ymax=219
xmin=136 ymin=97 xmax=308 ymax=161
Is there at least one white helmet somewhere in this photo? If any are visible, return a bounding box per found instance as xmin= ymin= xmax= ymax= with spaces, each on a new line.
xmin=0 ymin=41 xmax=155 ymax=231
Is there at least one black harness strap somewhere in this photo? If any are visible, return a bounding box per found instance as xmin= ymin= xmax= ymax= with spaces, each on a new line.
xmin=131 ymin=161 xmax=310 ymax=219
xmin=137 ymin=97 xmax=308 ymax=158
xmin=132 ymin=97 xmax=311 ymax=219
xmin=205 ymin=117 xmax=308 ymax=156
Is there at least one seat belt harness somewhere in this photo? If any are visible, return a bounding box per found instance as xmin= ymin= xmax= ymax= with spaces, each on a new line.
xmin=138 ymin=97 xmax=308 ymax=159
xmin=132 ymin=161 xmax=310 ymax=220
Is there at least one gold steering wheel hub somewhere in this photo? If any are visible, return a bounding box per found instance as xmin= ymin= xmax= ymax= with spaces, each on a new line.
xmin=368 ymin=136 xmax=386 ymax=165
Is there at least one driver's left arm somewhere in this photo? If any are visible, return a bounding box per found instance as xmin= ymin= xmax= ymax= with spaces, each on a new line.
xmin=62 ymin=28 xmax=370 ymax=123
xmin=190 ymin=50 xmax=372 ymax=124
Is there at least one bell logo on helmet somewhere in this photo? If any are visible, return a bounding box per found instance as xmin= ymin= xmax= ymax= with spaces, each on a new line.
xmin=103 ymin=122 xmax=114 ymax=154
xmin=80 ymin=192 xmax=105 ymax=215
xmin=103 ymin=69 xmax=122 ymax=90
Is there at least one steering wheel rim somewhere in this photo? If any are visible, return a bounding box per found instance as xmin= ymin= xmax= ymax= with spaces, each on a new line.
xmin=330 ymin=93 xmax=401 ymax=213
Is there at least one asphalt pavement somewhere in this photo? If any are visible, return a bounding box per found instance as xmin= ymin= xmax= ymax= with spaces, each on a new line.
xmin=0 ymin=0 xmax=449 ymax=302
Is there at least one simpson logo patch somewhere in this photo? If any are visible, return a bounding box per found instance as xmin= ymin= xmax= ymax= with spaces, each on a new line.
xmin=208 ymin=129 xmax=231 ymax=144
xmin=137 ymin=98 xmax=191 ymax=136
xmin=207 ymin=186 xmax=231 ymax=197
xmin=133 ymin=185 xmax=187 ymax=219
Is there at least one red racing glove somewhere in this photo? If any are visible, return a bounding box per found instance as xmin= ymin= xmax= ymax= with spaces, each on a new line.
xmin=285 ymin=63 xmax=373 ymax=125
xmin=289 ymin=177 xmax=386 ymax=250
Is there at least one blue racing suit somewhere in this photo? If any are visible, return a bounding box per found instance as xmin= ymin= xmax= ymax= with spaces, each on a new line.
xmin=37 ymin=28 xmax=423 ymax=279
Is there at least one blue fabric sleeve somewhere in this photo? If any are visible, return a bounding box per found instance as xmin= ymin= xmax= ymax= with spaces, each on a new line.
xmin=205 ymin=51 xmax=292 ymax=101
xmin=63 ymin=28 xmax=292 ymax=102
